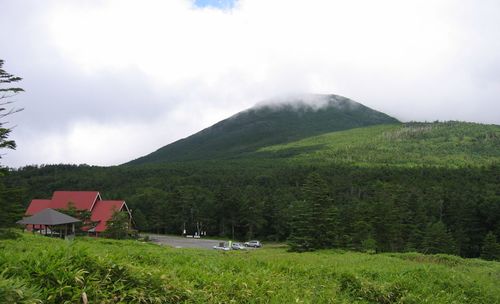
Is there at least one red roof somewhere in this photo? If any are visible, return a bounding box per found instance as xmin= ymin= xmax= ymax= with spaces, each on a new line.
xmin=26 ymin=199 xmax=52 ymax=215
xmin=91 ymin=200 xmax=126 ymax=232
xmin=24 ymin=191 xmax=130 ymax=234
xmin=50 ymin=191 xmax=101 ymax=211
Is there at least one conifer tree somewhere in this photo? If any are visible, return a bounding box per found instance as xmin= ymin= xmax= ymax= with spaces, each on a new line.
xmin=132 ymin=209 xmax=149 ymax=231
xmin=323 ymin=204 xmax=339 ymax=248
xmin=288 ymin=172 xmax=337 ymax=251
xmin=0 ymin=60 xmax=23 ymax=230
xmin=0 ymin=59 xmax=23 ymax=152
xmin=422 ymin=221 xmax=457 ymax=254
xmin=0 ymin=184 xmax=24 ymax=229
xmin=287 ymin=199 xmax=315 ymax=252
xmin=480 ymin=232 xmax=500 ymax=261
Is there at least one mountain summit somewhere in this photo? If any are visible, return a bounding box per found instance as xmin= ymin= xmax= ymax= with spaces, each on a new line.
xmin=127 ymin=94 xmax=399 ymax=165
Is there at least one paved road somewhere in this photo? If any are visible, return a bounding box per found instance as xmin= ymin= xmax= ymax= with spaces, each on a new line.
xmin=146 ymin=234 xmax=227 ymax=249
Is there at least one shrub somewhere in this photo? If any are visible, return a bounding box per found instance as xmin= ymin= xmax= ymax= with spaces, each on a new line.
xmin=0 ymin=275 xmax=41 ymax=304
xmin=0 ymin=228 xmax=20 ymax=240
xmin=338 ymin=273 xmax=407 ymax=304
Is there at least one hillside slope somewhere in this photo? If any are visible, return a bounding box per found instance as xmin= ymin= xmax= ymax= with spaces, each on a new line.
xmin=258 ymin=121 xmax=500 ymax=167
xmin=127 ymin=94 xmax=399 ymax=164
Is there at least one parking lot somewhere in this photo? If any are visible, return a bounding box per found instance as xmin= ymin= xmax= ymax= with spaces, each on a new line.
xmin=146 ymin=234 xmax=228 ymax=249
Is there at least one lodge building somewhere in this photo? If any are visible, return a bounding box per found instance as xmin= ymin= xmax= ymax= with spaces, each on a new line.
xmin=23 ymin=191 xmax=132 ymax=236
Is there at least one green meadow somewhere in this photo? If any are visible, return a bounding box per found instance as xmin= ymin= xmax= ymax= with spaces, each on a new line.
xmin=1 ymin=233 xmax=499 ymax=303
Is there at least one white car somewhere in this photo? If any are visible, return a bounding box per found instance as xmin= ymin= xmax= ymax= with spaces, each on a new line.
xmin=231 ymin=242 xmax=246 ymax=250
xmin=213 ymin=242 xmax=231 ymax=251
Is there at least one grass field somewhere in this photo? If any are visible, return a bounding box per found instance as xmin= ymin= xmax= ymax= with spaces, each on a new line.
xmin=1 ymin=234 xmax=499 ymax=303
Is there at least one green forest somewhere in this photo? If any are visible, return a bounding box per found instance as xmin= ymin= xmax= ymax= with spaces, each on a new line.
xmin=4 ymin=121 xmax=500 ymax=259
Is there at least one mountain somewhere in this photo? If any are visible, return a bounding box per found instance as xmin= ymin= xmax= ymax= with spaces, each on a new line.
xmin=127 ymin=94 xmax=399 ymax=164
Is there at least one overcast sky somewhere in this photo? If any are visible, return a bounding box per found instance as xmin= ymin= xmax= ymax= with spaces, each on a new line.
xmin=1 ymin=0 xmax=499 ymax=167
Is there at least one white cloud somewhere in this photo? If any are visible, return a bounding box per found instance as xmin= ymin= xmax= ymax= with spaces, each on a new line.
xmin=47 ymin=1 xmax=454 ymax=85
xmin=1 ymin=0 xmax=500 ymax=166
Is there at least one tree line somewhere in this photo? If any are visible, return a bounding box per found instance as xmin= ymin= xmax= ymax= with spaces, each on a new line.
xmin=4 ymin=161 xmax=500 ymax=259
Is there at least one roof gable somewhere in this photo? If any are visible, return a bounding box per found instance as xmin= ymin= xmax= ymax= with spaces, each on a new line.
xmin=26 ymin=199 xmax=52 ymax=215
xmin=51 ymin=191 xmax=101 ymax=211
xmin=90 ymin=200 xmax=126 ymax=232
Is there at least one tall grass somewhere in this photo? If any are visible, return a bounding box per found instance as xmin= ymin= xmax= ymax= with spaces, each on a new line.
xmin=1 ymin=233 xmax=499 ymax=303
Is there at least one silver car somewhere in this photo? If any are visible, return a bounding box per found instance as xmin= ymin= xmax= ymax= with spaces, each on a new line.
xmin=231 ymin=242 xmax=246 ymax=250
xmin=213 ymin=242 xmax=231 ymax=251
xmin=244 ymin=240 xmax=262 ymax=248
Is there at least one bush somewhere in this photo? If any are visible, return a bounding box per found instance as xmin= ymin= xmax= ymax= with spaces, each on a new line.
xmin=0 ymin=229 xmax=20 ymax=240
xmin=362 ymin=237 xmax=377 ymax=254
xmin=0 ymin=275 xmax=41 ymax=304
xmin=338 ymin=273 xmax=407 ymax=304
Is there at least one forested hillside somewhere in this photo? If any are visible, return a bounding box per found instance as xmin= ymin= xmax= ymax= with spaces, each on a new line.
xmin=128 ymin=94 xmax=399 ymax=164
xmin=259 ymin=121 xmax=500 ymax=167
xmin=7 ymin=121 xmax=500 ymax=258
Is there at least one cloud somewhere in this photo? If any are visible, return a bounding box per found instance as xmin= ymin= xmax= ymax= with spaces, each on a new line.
xmin=1 ymin=0 xmax=499 ymax=166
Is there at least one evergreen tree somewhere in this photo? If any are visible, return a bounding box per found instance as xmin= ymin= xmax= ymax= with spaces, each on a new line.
xmin=0 ymin=183 xmax=24 ymax=229
xmin=422 ymin=221 xmax=457 ymax=254
xmin=288 ymin=172 xmax=336 ymax=251
xmin=132 ymin=209 xmax=149 ymax=231
xmin=0 ymin=60 xmax=24 ymax=230
xmin=287 ymin=199 xmax=315 ymax=252
xmin=480 ymin=232 xmax=500 ymax=261
xmin=240 ymin=186 xmax=266 ymax=240
xmin=0 ymin=59 xmax=23 ymax=152
xmin=323 ymin=205 xmax=339 ymax=248
xmin=351 ymin=219 xmax=374 ymax=251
